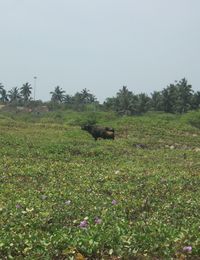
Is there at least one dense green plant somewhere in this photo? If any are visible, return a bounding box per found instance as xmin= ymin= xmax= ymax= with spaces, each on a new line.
xmin=50 ymin=86 xmax=66 ymax=103
xmin=162 ymin=78 xmax=193 ymax=113
xmin=150 ymin=91 xmax=163 ymax=111
xmin=8 ymin=87 xmax=22 ymax=105
xmin=20 ymin=82 xmax=32 ymax=103
xmin=1 ymin=78 xmax=200 ymax=115
xmin=0 ymin=111 xmax=200 ymax=258
xmin=181 ymin=110 xmax=200 ymax=128
xmin=0 ymin=83 xmax=9 ymax=103
xmin=103 ymin=78 xmax=198 ymax=115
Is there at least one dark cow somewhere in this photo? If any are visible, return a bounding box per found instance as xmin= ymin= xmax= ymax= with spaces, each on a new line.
xmin=81 ymin=124 xmax=115 ymax=141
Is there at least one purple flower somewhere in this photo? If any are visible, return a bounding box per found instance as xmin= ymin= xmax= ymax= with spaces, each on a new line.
xmin=183 ymin=246 xmax=192 ymax=252
xmin=65 ymin=200 xmax=71 ymax=205
xmin=16 ymin=204 xmax=21 ymax=209
xmin=95 ymin=217 xmax=102 ymax=225
xmin=112 ymin=200 xmax=117 ymax=205
xmin=79 ymin=220 xmax=88 ymax=228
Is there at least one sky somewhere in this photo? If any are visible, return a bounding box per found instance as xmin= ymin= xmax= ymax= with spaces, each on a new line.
xmin=0 ymin=0 xmax=199 ymax=103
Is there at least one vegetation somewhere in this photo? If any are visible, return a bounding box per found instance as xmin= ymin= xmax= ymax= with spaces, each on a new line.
xmin=0 ymin=78 xmax=200 ymax=114
xmin=20 ymin=82 xmax=32 ymax=103
xmin=50 ymin=86 xmax=66 ymax=103
xmin=8 ymin=87 xmax=21 ymax=104
xmin=1 ymin=110 xmax=200 ymax=258
xmin=104 ymin=79 xmax=197 ymax=115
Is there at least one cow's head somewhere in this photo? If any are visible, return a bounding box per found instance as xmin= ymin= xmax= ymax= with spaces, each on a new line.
xmin=81 ymin=124 xmax=92 ymax=132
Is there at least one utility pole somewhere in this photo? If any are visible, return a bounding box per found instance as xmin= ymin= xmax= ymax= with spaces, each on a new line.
xmin=33 ymin=76 xmax=37 ymax=100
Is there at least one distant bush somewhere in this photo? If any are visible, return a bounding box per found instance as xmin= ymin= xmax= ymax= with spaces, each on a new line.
xmin=182 ymin=110 xmax=200 ymax=128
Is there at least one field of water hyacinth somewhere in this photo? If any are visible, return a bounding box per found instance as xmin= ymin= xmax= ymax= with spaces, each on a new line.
xmin=1 ymin=110 xmax=200 ymax=259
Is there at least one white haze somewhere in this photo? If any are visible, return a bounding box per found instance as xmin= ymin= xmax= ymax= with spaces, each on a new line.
xmin=0 ymin=0 xmax=199 ymax=102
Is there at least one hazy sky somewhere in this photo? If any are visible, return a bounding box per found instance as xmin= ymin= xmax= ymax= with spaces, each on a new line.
xmin=0 ymin=0 xmax=199 ymax=102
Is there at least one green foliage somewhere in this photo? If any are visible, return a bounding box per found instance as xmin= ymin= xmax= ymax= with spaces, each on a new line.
xmin=49 ymin=87 xmax=97 ymax=112
xmin=50 ymin=86 xmax=66 ymax=103
xmin=0 ymin=83 xmax=9 ymax=103
xmin=191 ymin=91 xmax=200 ymax=110
xmin=181 ymin=110 xmax=200 ymax=129
xmin=20 ymin=82 xmax=32 ymax=102
xmin=104 ymin=78 xmax=198 ymax=115
xmin=161 ymin=79 xmax=193 ymax=113
xmin=150 ymin=91 xmax=163 ymax=111
xmin=82 ymin=112 xmax=97 ymax=126
xmin=104 ymin=87 xmax=151 ymax=115
xmin=1 ymin=111 xmax=200 ymax=258
xmin=1 ymin=78 xmax=200 ymax=116
xmin=8 ymin=87 xmax=22 ymax=106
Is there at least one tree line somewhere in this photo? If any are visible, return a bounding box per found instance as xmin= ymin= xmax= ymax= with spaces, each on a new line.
xmin=0 ymin=78 xmax=200 ymax=114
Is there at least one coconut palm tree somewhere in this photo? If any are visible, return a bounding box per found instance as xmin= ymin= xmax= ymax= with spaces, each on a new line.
xmin=116 ymin=86 xmax=134 ymax=114
xmin=0 ymin=84 xmax=9 ymax=103
xmin=0 ymin=83 xmax=4 ymax=91
xmin=80 ymin=88 xmax=96 ymax=104
xmin=8 ymin=87 xmax=21 ymax=103
xmin=151 ymin=91 xmax=163 ymax=111
xmin=50 ymin=86 xmax=65 ymax=103
xmin=20 ymin=82 xmax=32 ymax=103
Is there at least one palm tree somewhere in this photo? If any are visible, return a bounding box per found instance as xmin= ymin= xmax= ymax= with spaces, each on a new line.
xmin=20 ymin=82 xmax=32 ymax=103
xmin=0 ymin=83 xmax=4 ymax=91
xmin=136 ymin=93 xmax=151 ymax=113
xmin=63 ymin=94 xmax=73 ymax=104
xmin=50 ymin=86 xmax=65 ymax=103
xmin=0 ymin=84 xmax=9 ymax=103
xmin=80 ymin=88 xmax=96 ymax=104
xmin=176 ymin=78 xmax=193 ymax=113
xmin=8 ymin=87 xmax=21 ymax=103
xmin=116 ymin=86 xmax=134 ymax=114
xmin=151 ymin=91 xmax=163 ymax=111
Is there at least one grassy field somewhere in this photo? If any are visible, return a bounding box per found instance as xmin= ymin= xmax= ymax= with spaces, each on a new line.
xmin=0 ymin=110 xmax=200 ymax=259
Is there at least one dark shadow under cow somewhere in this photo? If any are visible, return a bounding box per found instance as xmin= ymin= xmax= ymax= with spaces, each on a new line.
xmin=81 ymin=124 xmax=115 ymax=141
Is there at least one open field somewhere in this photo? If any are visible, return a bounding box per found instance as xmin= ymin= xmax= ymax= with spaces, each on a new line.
xmin=1 ymin=111 xmax=200 ymax=259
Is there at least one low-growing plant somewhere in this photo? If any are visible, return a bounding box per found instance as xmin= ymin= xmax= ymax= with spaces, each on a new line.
xmin=0 ymin=111 xmax=200 ymax=258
